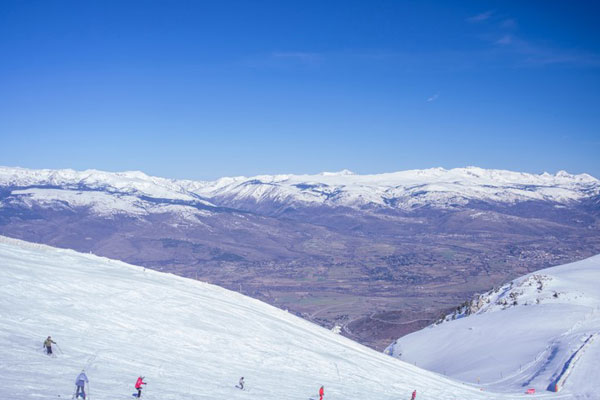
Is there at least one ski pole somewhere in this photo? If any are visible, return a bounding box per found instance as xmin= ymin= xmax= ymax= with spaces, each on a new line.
xmin=56 ymin=343 xmax=64 ymax=354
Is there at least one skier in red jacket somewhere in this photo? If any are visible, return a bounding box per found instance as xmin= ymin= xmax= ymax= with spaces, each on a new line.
xmin=135 ymin=376 xmax=146 ymax=398
xmin=319 ymin=385 xmax=324 ymax=400
xmin=411 ymin=389 xmax=417 ymax=400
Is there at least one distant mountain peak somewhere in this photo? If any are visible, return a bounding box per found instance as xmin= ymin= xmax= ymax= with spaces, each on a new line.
xmin=320 ymin=169 xmax=355 ymax=176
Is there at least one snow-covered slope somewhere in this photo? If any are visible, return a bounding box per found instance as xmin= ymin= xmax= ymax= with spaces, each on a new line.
xmin=0 ymin=236 xmax=530 ymax=400
xmin=197 ymin=167 xmax=600 ymax=210
xmin=386 ymin=256 xmax=600 ymax=398
xmin=1 ymin=166 xmax=598 ymax=213
xmin=9 ymin=188 xmax=214 ymax=220
xmin=0 ymin=167 xmax=216 ymax=220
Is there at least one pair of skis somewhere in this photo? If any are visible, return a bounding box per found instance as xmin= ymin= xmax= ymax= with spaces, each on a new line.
xmin=235 ymin=384 xmax=250 ymax=392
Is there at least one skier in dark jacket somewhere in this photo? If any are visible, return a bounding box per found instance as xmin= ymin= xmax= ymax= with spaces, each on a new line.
xmin=43 ymin=336 xmax=56 ymax=355
xmin=135 ymin=376 xmax=146 ymax=398
xmin=236 ymin=377 xmax=244 ymax=389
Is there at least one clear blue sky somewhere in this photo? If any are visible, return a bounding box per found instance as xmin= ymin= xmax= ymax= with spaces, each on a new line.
xmin=1 ymin=1 xmax=599 ymax=180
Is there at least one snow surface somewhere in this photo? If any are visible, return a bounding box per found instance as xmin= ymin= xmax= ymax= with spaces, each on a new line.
xmin=0 ymin=236 xmax=547 ymax=400
xmin=1 ymin=166 xmax=598 ymax=213
xmin=386 ymin=256 xmax=600 ymax=399
xmin=11 ymin=188 xmax=212 ymax=219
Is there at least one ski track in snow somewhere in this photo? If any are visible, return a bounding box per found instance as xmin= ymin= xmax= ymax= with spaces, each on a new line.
xmin=0 ymin=236 xmax=550 ymax=400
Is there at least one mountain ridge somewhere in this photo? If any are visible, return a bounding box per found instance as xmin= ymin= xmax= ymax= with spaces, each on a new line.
xmin=2 ymin=166 xmax=599 ymax=214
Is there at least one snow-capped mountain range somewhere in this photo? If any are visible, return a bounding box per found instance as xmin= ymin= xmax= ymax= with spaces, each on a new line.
xmin=1 ymin=166 xmax=599 ymax=216
xmin=386 ymin=254 xmax=600 ymax=398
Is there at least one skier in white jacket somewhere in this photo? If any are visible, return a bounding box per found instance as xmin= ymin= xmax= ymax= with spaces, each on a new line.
xmin=75 ymin=370 xmax=89 ymax=399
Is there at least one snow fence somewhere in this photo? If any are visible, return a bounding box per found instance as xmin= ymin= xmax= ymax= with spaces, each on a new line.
xmin=549 ymin=333 xmax=597 ymax=392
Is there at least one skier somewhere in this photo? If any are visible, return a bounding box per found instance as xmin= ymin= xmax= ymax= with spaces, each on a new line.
xmin=135 ymin=376 xmax=146 ymax=398
xmin=43 ymin=336 xmax=56 ymax=356
xmin=319 ymin=385 xmax=324 ymax=400
xmin=74 ymin=370 xmax=88 ymax=399
xmin=411 ymin=389 xmax=417 ymax=400
xmin=236 ymin=377 xmax=245 ymax=390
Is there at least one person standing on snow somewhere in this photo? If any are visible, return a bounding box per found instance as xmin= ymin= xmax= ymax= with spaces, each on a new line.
xmin=411 ymin=389 xmax=417 ymax=400
xmin=43 ymin=336 xmax=56 ymax=356
xmin=319 ymin=385 xmax=324 ymax=400
xmin=74 ymin=370 xmax=88 ymax=399
xmin=135 ymin=376 xmax=147 ymax=398
xmin=236 ymin=377 xmax=245 ymax=390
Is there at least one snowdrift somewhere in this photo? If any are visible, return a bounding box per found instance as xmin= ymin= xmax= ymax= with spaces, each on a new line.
xmin=387 ymin=255 xmax=600 ymax=399
xmin=0 ymin=236 xmax=524 ymax=400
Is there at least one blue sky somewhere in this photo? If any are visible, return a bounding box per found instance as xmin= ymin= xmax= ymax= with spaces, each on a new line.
xmin=1 ymin=1 xmax=599 ymax=180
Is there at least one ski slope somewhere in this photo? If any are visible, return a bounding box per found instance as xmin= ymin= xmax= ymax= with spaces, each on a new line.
xmin=1 ymin=237 xmax=543 ymax=400
xmin=386 ymin=256 xmax=600 ymax=399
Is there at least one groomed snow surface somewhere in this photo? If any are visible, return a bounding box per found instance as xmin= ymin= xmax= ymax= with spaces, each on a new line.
xmin=387 ymin=256 xmax=600 ymax=399
xmin=1 ymin=237 xmax=542 ymax=400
